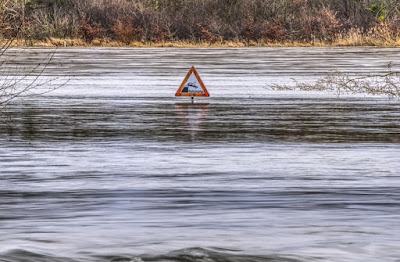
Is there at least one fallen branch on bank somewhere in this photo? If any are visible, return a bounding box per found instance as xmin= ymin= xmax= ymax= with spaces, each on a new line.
xmin=268 ymin=63 xmax=400 ymax=99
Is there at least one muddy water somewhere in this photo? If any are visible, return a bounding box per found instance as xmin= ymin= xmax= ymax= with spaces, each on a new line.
xmin=0 ymin=48 xmax=399 ymax=262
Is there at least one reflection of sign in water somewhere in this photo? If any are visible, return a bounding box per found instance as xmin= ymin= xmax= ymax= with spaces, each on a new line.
xmin=175 ymin=103 xmax=209 ymax=140
xmin=175 ymin=66 xmax=210 ymax=97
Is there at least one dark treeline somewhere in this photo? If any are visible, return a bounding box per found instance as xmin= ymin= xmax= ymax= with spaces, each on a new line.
xmin=1 ymin=0 xmax=400 ymax=45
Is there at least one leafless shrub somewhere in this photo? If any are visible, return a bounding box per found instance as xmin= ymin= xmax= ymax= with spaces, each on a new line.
xmin=0 ymin=0 xmax=23 ymax=41
xmin=289 ymin=7 xmax=341 ymax=42
xmin=77 ymin=13 xmax=104 ymax=43
xmin=151 ymin=24 xmax=167 ymax=43
xmin=195 ymin=23 xmax=218 ymax=43
xmin=268 ymin=63 xmax=400 ymax=99
xmin=112 ymin=16 xmax=143 ymax=44
xmin=241 ymin=16 xmax=258 ymax=44
xmin=261 ymin=20 xmax=286 ymax=42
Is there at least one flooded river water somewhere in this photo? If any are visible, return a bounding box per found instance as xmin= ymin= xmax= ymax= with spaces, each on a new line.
xmin=0 ymin=48 xmax=399 ymax=262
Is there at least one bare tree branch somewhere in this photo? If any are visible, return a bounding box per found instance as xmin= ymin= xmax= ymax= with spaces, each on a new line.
xmin=0 ymin=1 xmax=66 ymax=109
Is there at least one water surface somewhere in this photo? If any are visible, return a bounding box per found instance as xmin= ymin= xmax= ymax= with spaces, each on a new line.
xmin=0 ymin=48 xmax=399 ymax=262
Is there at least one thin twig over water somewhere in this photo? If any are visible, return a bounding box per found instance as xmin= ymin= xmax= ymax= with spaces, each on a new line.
xmin=0 ymin=48 xmax=68 ymax=111
xmin=268 ymin=63 xmax=400 ymax=99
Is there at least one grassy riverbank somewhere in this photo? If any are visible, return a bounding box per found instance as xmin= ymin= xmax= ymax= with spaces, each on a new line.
xmin=3 ymin=0 xmax=400 ymax=48
xmin=8 ymin=33 xmax=400 ymax=48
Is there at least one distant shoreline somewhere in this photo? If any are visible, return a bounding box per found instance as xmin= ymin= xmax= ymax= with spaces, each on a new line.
xmin=5 ymin=38 xmax=400 ymax=48
xmin=3 ymin=0 xmax=400 ymax=50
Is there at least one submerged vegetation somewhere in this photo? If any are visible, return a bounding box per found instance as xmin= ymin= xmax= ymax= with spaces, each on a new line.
xmin=1 ymin=0 xmax=400 ymax=46
xmin=268 ymin=63 xmax=400 ymax=99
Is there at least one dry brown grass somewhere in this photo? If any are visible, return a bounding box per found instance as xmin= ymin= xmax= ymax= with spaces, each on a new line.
xmin=5 ymin=21 xmax=400 ymax=48
xmin=5 ymin=37 xmax=400 ymax=48
xmin=333 ymin=22 xmax=400 ymax=47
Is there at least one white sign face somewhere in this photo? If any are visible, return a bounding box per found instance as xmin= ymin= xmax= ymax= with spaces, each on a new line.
xmin=181 ymin=72 xmax=205 ymax=94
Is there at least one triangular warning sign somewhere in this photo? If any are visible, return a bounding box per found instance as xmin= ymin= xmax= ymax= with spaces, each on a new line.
xmin=175 ymin=66 xmax=210 ymax=97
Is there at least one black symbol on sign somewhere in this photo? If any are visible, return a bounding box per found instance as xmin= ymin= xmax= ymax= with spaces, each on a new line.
xmin=182 ymin=82 xmax=198 ymax=93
